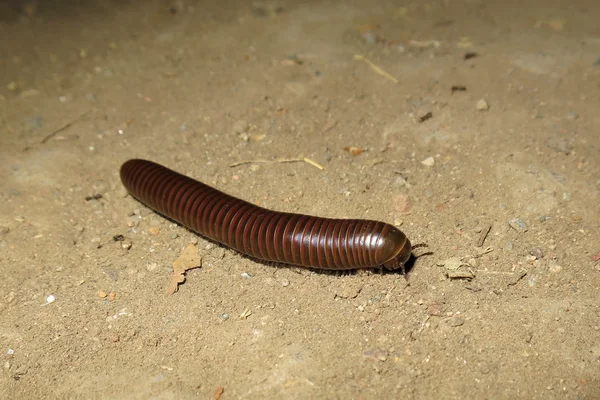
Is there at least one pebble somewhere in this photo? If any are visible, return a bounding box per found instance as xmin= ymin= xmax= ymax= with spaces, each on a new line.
xmin=210 ymin=247 xmax=225 ymax=259
xmin=220 ymin=313 xmax=229 ymax=320
xmin=428 ymin=303 xmax=443 ymax=316
xmin=530 ymin=248 xmax=544 ymax=259
xmin=508 ymin=217 xmax=527 ymax=232
xmin=391 ymin=193 xmax=412 ymax=215
xmin=393 ymin=175 xmax=408 ymax=187
xmin=363 ymin=349 xmax=388 ymax=362
xmin=14 ymin=365 xmax=28 ymax=375
xmin=148 ymin=227 xmax=160 ymax=236
xmin=335 ymin=282 xmax=363 ymax=299
xmin=566 ymin=112 xmax=579 ymax=120
xmin=478 ymin=362 xmax=491 ymax=375
xmin=98 ymin=290 xmax=107 ymax=298
xmin=241 ymin=272 xmax=253 ymax=279
xmin=421 ymin=156 xmax=435 ymax=167
xmin=280 ymin=279 xmax=290 ymax=287
xmin=118 ymin=187 xmax=129 ymax=198
xmin=476 ymin=99 xmax=490 ymax=111
xmin=547 ymin=137 xmax=572 ymax=155
xmin=189 ymin=237 xmax=199 ymax=245
xmin=121 ymin=242 xmax=132 ymax=250
xmin=549 ymin=263 xmax=562 ymax=273
xmin=438 ymin=257 xmax=467 ymax=270
xmin=447 ymin=316 xmax=465 ymax=327
xmin=27 ymin=115 xmax=44 ymax=129
xmin=45 ymin=295 xmax=55 ymax=304
xmin=362 ymin=31 xmax=378 ymax=45
xmin=232 ymin=120 xmax=249 ymax=134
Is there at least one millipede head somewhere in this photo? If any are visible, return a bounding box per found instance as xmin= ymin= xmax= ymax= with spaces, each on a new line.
xmin=379 ymin=226 xmax=412 ymax=273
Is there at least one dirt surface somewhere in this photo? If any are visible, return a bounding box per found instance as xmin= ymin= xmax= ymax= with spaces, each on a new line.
xmin=1 ymin=0 xmax=600 ymax=398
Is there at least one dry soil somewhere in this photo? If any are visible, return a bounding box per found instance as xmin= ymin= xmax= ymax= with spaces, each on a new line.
xmin=1 ymin=0 xmax=599 ymax=399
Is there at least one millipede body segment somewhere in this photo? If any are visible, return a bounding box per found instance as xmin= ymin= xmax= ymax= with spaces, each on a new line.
xmin=120 ymin=159 xmax=412 ymax=271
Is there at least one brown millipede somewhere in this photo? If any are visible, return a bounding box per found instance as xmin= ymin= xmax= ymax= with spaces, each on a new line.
xmin=120 ymin=159 xmax=414 ymax=272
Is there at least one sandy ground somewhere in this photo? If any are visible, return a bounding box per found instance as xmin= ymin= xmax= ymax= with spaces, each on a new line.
xmin=1 ymin=0 xmax=599 ymax=398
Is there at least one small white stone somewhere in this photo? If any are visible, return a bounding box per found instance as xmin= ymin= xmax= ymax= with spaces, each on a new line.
xmin=549 ymin=263 xmax=562 ymax=273
xmin=421 ymin=156 xmax=435 ymax=167
xmin=476 ymin=99 xmax=490 ymax=111
xmin=45 ymin=295 xmax=56 ymax=304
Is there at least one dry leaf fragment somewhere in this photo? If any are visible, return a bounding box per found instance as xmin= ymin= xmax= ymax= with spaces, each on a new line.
xmin=446 ymin=270 xmax=475 ymax=280
xmin=321 ymin=119 xmax=338 ymax=133
xmin=239 ymin=309 xmax=252 ymax=319
xmin=213 ymin=386 xmax=225 ymax=400
xmin=167 ymin=243 xmax=202 ymax=294
xmin=437 ymin=257 xmax=468 ymax=271
xmin=344 ymin=146 xmax=365 ymax=156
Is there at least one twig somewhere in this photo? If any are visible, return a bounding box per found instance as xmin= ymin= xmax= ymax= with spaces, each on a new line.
xmin=417 ymin=315 xmax=431 ymax=333
xmin=302 ymin=157 xmax=324 ymax=170
xmin=476 ymin=224 xmax=492 ymax=247
xmin=467 ymin=246 xmax=494 ymax=259
xmin=507 ymin=270 xmax=528 ymax=287
xmin=229 ymin=157 xmax=324 ymax=170
xmin=40 ymin=109 xmax=91 ymax=144
xmin=353 ymin=54 xmax=399 ymax=84
xmin=473 ymin=269 xmax=517 ymax=275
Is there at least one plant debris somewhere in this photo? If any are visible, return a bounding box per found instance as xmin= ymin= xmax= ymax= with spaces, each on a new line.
xmin=353 ymin=54 xmax=399 ymax=83
xmin=419 ymin=112 xmax=433 ymax=123
xmin=344 ymin=146 xmax=365 ymax=156
xmin=167 ymin=243 xmax=202 ymax=294
xmin=213 ymin=386 xmax=225 ymax=400
xmin=85 ymin=194 xmax=103 ymax=201
xmin=229 ymin=157 xmax=324 ymax=170
xmin=451 ymin=85 xmax=467 ymax=93
xmin=476 ymin=224 xmax=492 ymax=247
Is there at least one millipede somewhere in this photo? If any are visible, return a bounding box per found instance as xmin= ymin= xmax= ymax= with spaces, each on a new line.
xmin=120 ymin=159 xmax=420 ymax=273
